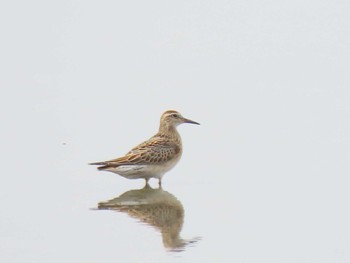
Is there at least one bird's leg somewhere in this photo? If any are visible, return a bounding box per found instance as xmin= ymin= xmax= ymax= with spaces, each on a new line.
xmin=158 ymin=178 xmax=162 ymax=187
xmin=144 ymin=178 xmax=149 ymax=186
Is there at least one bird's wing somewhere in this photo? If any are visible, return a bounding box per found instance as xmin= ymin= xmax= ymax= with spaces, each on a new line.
xmin=103 ymin=138 xmax=181 ymax=166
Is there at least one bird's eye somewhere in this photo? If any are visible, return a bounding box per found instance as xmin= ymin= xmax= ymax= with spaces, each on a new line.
xmin=172 ymin=114 xmax=179 ymax=118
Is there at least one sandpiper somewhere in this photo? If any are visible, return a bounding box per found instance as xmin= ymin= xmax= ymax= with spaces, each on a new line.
xmin=90 ymin=110 xmax=199 ymax=185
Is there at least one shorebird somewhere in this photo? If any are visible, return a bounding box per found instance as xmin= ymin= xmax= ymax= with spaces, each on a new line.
xmin=90 ymin=110 xmax=199 ymax=185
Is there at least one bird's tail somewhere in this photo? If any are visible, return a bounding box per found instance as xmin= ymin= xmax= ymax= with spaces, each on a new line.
xmin=89 ymin=162 xmax=106 ymax=166
xmin=89 ymin=161 xmax=117 ymax=170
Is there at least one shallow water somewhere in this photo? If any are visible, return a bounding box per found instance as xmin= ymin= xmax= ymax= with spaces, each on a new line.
xmin=2 ymin=127 xmax=350 ymax=262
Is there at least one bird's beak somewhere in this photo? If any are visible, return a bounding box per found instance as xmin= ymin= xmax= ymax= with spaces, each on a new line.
xmin=183 ymin=117 xmax=200 ymax=125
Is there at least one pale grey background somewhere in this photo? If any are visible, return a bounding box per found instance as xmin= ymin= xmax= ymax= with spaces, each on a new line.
xmin=1 ymin=0 xmax=349 ymax=262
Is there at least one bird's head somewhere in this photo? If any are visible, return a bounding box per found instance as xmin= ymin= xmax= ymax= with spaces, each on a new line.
xmin=160 ymin=110 xmax=200 ymax=128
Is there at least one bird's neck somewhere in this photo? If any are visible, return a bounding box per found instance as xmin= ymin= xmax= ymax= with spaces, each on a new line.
xmin=158 ymin=124 xmax=181 ymax=141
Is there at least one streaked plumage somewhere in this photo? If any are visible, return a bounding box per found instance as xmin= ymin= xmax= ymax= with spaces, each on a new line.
xmin=90 ymin=110 xmax=199 ymax=185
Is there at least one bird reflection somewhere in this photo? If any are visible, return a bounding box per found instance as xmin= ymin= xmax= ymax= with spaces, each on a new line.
xmin=97 ymin=184 xmax=199 ymax=251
